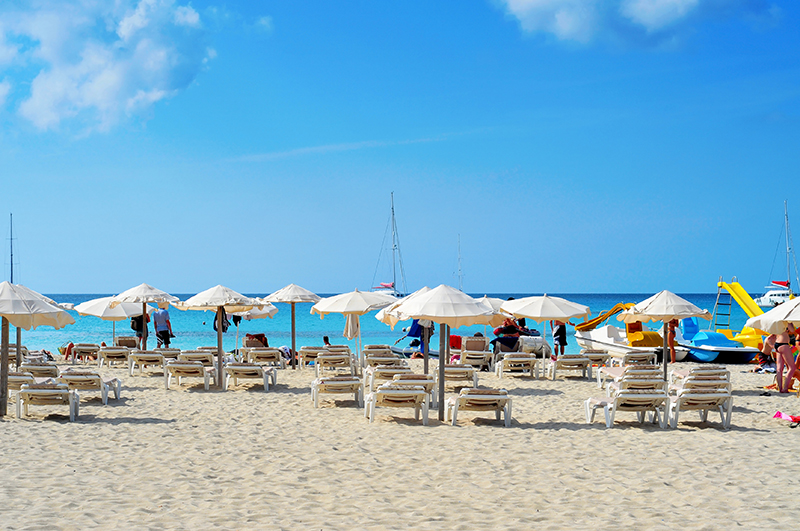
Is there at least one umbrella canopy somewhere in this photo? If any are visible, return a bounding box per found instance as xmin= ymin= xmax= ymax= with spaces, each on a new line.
xmin=0 ymin=282 xmax=76 ymax=418
xmin=175 ymin=285 xmax=263 ymax=313
xmin=0 ymin=281 xmax=76 ymax=330
xmin=264 ymin=283 xmax=321 ymax=304
xmin=477 ymin=295 xmax=511 ymax=328
xmin=230 ymin=301 xmax=279 ymax=320
xmin=311 ymin=289 xmax=396 ymax=317
xmin=618 ymin=290 xmax=711 ymax=324
xmin=344 ymin=314 xmax=360 ymax=340
xmin=75 ymin=296 xmax=155 ymax=321
xmin=110 ymin=283 xmax=180 ymax=306
xmin=500 ymin=295 xmax=590 ymax=324
xmin=396 ymin=285 xmax=496 ymax=328
xmin=618 ymin=290 xmax=711 ymax=379
xmin=745 ymin=297 xmax=800 ymax=334
xmin=264 ymin=284 xmax=321 ymax=369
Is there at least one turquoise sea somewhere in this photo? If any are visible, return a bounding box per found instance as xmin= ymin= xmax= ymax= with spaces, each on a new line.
xmin=16 ymin=293 xmax=754 ymax=356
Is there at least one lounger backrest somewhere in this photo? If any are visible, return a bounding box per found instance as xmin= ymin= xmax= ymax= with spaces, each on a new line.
xmin=462 ymin=337 xmax=489 ymax=352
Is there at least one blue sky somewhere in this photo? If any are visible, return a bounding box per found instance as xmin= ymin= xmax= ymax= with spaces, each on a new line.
xmin=0 ymin=0 xmax=797 ymax=295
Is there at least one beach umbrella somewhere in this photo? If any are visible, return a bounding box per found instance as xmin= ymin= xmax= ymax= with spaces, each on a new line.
xmin=0 ymin=281 xmax=76 ymax=417
xmin=376 ymin=286 xmax=432 ymax=329
xmin=500 ymin=294 xmax=591 ymax=346
xmin=264 ymin=284 xmax=321 ymax=369
xmin=311 ymin=289 xmax=397 ymax=364
xmin=618 ymin=290 xmax=711 ymax=380
xmin=110 ymin=283 xmax=179 ymax=350
xmin=174 ymin=285 xmax=264 ymax=387
xmin=477 ymin=295 xmax=511 ymax=329
xmin=389 ymin=284 xmax=495 ymax=421
xmin=75 ymin=296 xmax=155 ymax=342
xmin=744 ymin=297 xmax=800 ymax=334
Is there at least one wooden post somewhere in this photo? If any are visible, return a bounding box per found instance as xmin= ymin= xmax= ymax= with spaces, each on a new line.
xmin=15 ymin=326 xmax=21 ymax=370
xmin=291 ymin=303 xmax=297 ymax=369
xmin=422 ymin=326 xmax=429 ymax=375
xmin=438 ymin=322 xmax=447 ymax=421
xmin=141 ymin=302 xmax=148 ymax=350
xmin=663 ymin=322 xmax=669 ymax=381
xmin=217 ymin=306 xmax=224 ymax=389
xmin=0 ymin=317 xmax=8 ymax=417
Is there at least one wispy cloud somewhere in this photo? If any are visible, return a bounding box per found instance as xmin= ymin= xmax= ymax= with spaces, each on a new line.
xmin=0 ymin=0 xmax=213 ymax=132
xmin=497 ymin=0 xmax=780 ymax=46
xmin=232 ymin=136 xmax=447 ymax=162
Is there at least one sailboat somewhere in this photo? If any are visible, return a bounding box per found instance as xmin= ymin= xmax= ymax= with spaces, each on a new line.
xmin=371 ymin=192 xmax=407 ymax=298
xmin=754 ymin=201 xmax=799 ymax=308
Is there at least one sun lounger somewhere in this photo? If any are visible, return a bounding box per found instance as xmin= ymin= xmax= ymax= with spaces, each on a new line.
xmin=114 ymin=336 xmax=138 ymax=348
xmin=364 ymin=351 xmax=406 ymax=368
xmin=495 ymin=352 xmax=537 ymax=379
xmin=18 ymin=361 xmax=60 ymax=379
xmin=97 ymin=347 xmax=130 ymax=368
xmin=299 ymin=346 xmax=327 ymax=368
xmin=668 ymin=387 xmax=732 ymax=429
xmin=311 ymin=375 xmax=364 ymax=408
xmin=546 ymin=353 xmax=592 ymax=380
xmin=435 ymin=364 xmax=479 ymax=390
xmin=57 ymin=370 xmax=122 ymax=405
xmin=244 ymin=347 xmax=286 ymax=369
xmin=223 ymin=363 xmax=276 ymax=391
xmin=581 ymin=348 xmax=610 ymax=367
xmin=16 ymin=383 xmax=79 ymax=421
xmin=154 ymin=348 xmax=181 ymax=360
xmin=315 ymin=352 xmax=356 ymax=377
xmin=128 ymin=350 xmax=166 ymax=376
xmin=71 ymin=343 xmax=100 ymax=364
xmin=446 ymin=388 xmax=512 ymax=427
xmin=165 ymin=361 xmax=217 ymax=390
xmin=365 ymin=383 xmax=429 ymax=425
xmin=178 ymin=351 xmax=216 ymax=366
xmin=669 ymin=365 xmax=730 ymax=386
xmin=459 ymin=336 xmax=493 ymax=370
xmin=596 ymin=364 xmax=661 ymax=389
xmin=608 ymin=350 xmax=658 ymax=367
xmin=392 ymin=373 xmax=437 ymax=406
xmin=585 ymin=388 xmax=668 ymax=428
xmin=363 ymin=364 xmax=413 ymax=392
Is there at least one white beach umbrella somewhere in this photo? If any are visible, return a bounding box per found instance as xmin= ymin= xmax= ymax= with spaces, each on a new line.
xmin=226 ymin=299 xmax=279 ymax=357
xmin=264 ymin=284 xmax=321 ymax=369
xmin=477 ymin=295 xmax=511 ymax=328
xmin=375 ymin=286 xmax=432 ymax=329
xmin=500 ymin=295 xmax=590 ymax=324
xmin=0 ymin=281 xmax=76 ymax=418
xmin=110 ymin=283 xmax=180 ymax=350
xmin=389 ymin=284 xmax=495 ymax=421
xmin=745 ymin=297 xmax=800 ymax=335
xmin=311 ymin=289 xmax=397 ymax=361
xmin=618 ymin=290 xmax=711 ymax=379
xmin=175 ymin=285 xmax=263 ymax=387
xmin=75 ymin=296 xmax=155 ymax=342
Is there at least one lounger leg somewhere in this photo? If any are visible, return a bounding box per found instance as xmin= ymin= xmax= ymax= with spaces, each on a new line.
xmin=69 ymin=391 xmax=77 ymax=422
xmin=450 ymin=402 xmax=459 ymax=426
xmin=16 ymin=395 xmax=22 ymax=418
xmin=504 ymin=403 xmax=511 ymax=428
xmin=164 ymin=372 xmax=171 ymax=390
xmin=357 ymin=388 xmax=364 ymax=408
xmin=101 ymin=384 xmax=108 ymax=406
xmin=422 ymin=397 xmax=429 ymax=426
xmin=604 ymin=405 xmax=614 ymax=428
xmin=431 ymin=387 xmax=437 ymax=409
xmin=724 ymin=398 xmax=733 ymax=429
xmin=204 ymin=373 xmax=210 ymax=391
xmin=270 ymin=370 xmax=277 ymax=387
xmin=312 ymin=387 xmax=319 ymax=407
xmin=585 ymin=399 xmax=594 ymax=423
xmin=113 ymin=380 xmax=121 ymax=400
xmin=472 ymin=373 xmax=478 ymax=387
xmin=129 ymin=360 xmax=135 ymax=377
xmin=495 ymin=362 xmax=502 ymax=378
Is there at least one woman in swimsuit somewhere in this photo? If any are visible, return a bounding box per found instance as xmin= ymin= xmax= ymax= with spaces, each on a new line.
xmin=764 ymin=323 xmax=797 ymax=393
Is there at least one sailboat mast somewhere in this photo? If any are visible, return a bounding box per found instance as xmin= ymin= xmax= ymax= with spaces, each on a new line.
xmin=390 ymin=192 xmax=398 ymax=296
xmin=785 ymin=200 xmax=793 ymax=294
xmin=457 ymin=234 xmax=463 ymax=291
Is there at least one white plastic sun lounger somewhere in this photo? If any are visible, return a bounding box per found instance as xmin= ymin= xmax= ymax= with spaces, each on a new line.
xmin=223 ymin=363 xmax=276 ymax=391
xmin=311 ymin=375 xmax=364 ymax=408
xmin=57 ymin=370 xmax=122 ymax=405
xmin=16 ymin=383 xmax=79 ymax=421
xmin=446 ymin=388 xmax=512 ymax=428
xmin=365 ymin=383 xmax=429 ymax=425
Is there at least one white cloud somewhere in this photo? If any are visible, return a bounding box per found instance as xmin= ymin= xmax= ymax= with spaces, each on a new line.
xmin=256 ymin=16 xmax=273 ymax=33
xmin=0 ymin=0 xmax=212 ymax=132
xmin=498 ymin=0 xmax=779 ymax=44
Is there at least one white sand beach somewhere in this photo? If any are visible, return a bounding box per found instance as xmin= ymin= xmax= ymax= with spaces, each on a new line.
xmin=2 ymin=360 xmax=797 ymax=530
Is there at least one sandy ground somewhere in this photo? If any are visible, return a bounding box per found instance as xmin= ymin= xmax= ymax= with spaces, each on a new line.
xmin=2 ymin=358 xmax=799 ymax=530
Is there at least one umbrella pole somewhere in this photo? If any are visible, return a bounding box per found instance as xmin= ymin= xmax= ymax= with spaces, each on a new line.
xmin=142 ymin=302 xmax=148 ymax=350
xmin=291 ymin=303 xmax=297 ymax=370
xmin=0 ymin=317 xmax=8 ymax=417
xmin=438 ymin=323 xmax=447 ymax=421
xmin=112 ymin=321 xmax=116 ymax=345
xmin=15 ymin=326 xmax=21 ymax=370
xmin=217 ymin=306 xmax=224 ymax=389
xmin=663 ymin=322 xmax=669 ymax=381
xmin=422 ymin=327 xmax=429 ymax=375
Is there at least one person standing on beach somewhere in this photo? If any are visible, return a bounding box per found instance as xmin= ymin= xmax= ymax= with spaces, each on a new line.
xmin=763 ymin=323 xmax=798 ymax=393
xmin=131 ymin=312 xmax=150 ymax=349
xmin=551 ymin=320 xmax=567 ymax=357
xmin=667 ymin=319 xmax=679 ymax=363
xmin=153 ymin=303 xmax=173 ymax=348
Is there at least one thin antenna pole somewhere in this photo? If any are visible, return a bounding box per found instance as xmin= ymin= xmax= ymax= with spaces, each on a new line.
xmin=9 ymin=213 xmax=13 ymax=283
xmin=457 ymin=234 xmax=463 ymax=291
